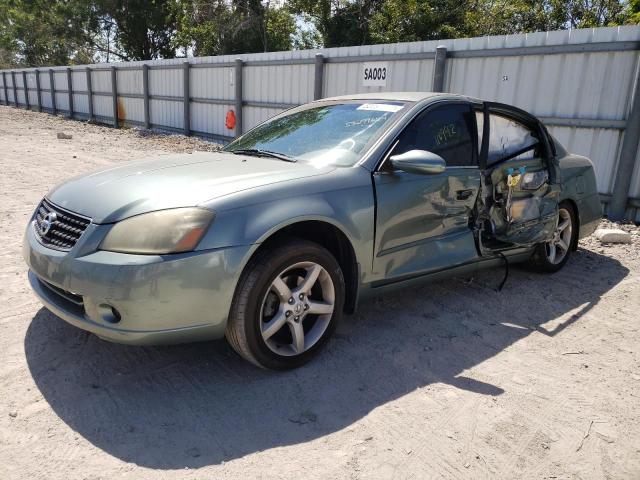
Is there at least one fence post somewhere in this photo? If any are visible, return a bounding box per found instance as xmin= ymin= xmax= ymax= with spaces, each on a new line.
xmin=22 ymin=71 xmax=29 ymax=110
xmin=314 ymin=54 xmax=325 ymax=100
xmin=35 ymin=69 xmax=42 ymax=112
xmin=432 ymin=46 xmax=447 ymax=92
xmin=110 ymin=66 xmax=118 ymax=128
xmin=66 ymin=67 xmax=74 ymax=118
xmin=609 ymin=65 xmax=640 ymax=219
xmin=49 ymin=69 xmax=57 ymax=115
xmin=183 ymin=61 xmax=190 ymax=136
xmin=12 ymin=71 xmax=18 ymax=107
xmin=142 ymin=64 xmax=150 ymax=129
xmin=234 ymin=58 xmax=243 ymax=137
xmin=85 ymin=67 xmax=93 ymax=122
xmin=2 ymin=72 xmax=7 ymax=105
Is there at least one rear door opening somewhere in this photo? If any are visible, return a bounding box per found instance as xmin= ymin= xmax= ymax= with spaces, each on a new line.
xmin=473 ymin=103 xmax=560 ymax=254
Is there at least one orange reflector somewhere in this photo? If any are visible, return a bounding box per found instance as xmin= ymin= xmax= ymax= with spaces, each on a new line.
xmin=225 ymin=110 xmax=236 ymax=130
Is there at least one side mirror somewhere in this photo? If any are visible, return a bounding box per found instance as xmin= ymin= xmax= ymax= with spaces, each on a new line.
xmin=389 ymin=150 xmax=446 ymax=175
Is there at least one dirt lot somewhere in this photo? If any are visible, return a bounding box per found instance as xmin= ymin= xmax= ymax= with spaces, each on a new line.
xmin=1 ymin=105 xmax=639 ymax=480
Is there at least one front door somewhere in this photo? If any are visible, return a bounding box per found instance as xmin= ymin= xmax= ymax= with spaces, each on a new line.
xmin=372 ymin=103 xmax=481 ymax=283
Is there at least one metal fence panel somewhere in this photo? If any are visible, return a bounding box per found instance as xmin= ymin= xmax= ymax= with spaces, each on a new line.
xmin=6 ymin=74 xmax=14 ymax=103
xmin=93 ymin=95 xmax=112 ymax=119
xmin=150 ymin=98 xmax=183 ymax=129
xmin=25 ymin=71 xmax=36 ymax=89
xmin=25 ymin=72 xmax=37 ymax=107
xmin=2 ymin=25 xmax=640 ymax=218
xmin=91 ymin=70 xmax=111 ymax=94
xmin=448 ymin=51 xmax=637 ymax=120
xmin=149 ymin=68 xmax=182 ymax=97
xmin=41 ymin=91 xmax=52 ymax=110
xmin=117 ymin=69 xmax=142 ymax=95
xmin=549 ymin=126 xmax=623 ymax=193
xmin=15 ymin=74 xmax=26 ymax=105
xmin=244 ymin=64 xmax=313 ymax=104
xmin=120 ymin=97 xmax=144 ymax=124
xmin=191 ymin=102 xmax=233 ymax=137
xmin=190 ymin=66 xmax=233 ymax=101
xmin=52 ymin=71 xmax=68 ymax=112
xmin=71 ymin=70 xmax=87 ymax=91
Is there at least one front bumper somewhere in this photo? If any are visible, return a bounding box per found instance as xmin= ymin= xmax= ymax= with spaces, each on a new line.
xmin=23 ymin=221 xmax=251 ymax=345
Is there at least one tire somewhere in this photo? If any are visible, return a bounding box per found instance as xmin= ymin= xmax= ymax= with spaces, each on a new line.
xmin=226 ymin=238 xmax=345 ymax=370
xmin=527 ymin=201 xmax=577 ymax=273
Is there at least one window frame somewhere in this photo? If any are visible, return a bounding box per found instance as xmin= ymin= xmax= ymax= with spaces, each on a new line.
xmin=376 ymin=100 xmax=481 ymax=173
xmin=478 ymin=102 xmax=554 ymax=170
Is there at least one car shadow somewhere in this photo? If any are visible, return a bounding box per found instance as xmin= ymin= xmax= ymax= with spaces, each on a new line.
xmin=24 ymin=248 xmax=628 ymax=469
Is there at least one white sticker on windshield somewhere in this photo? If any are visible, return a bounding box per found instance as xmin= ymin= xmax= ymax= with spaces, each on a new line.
xmin=356 ymin=103 xmax=404 ymax=113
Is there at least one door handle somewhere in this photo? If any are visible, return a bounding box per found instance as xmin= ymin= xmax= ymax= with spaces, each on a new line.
xmin=456 ymin=189 xmax=474 ymax=200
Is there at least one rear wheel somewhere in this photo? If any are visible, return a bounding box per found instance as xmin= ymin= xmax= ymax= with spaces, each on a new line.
xmin=226 ymin=239 xmax=344 ymax=369
xmin=528 ymin=202 xmax=576 ymax=273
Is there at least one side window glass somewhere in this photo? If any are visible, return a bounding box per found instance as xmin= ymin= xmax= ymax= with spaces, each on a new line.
xmin=486 ymin=114 xmax=539 ymax=165
xmin=394 ymin=104 xmax=476 ymax=167
xmin=476 ymin=111 xmax=484 ymax=156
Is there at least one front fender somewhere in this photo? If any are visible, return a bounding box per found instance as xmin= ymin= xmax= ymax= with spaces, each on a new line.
xmin=196 ymin=167 xmax=376 ymax=281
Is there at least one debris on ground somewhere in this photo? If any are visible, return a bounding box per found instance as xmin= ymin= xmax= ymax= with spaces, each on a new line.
xmin=595 ymin=228 xmax=632 ymax=244
xmin=56 ymin=132 xmax=72 ymax=140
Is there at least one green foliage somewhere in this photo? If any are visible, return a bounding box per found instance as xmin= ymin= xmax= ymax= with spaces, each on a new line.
xmin=174 ymin=0 xmax=296 ymax=56
xmin=92 ymin=0 xmax=178 ymax=60
xmin=0 ymin=0 xmax=95 ymax=68
xmin=0 ymin=0 xmax=638 ymax=68
xmin=628 ymin=0 xmax=640 ymax=23
xmin=369 ymin=0 xmax=468 ymax=44
xmin=288 ymin=0 xmax=384 ymax=47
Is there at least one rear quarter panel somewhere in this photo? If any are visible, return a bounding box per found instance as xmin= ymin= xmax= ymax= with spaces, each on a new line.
xmin=558 ymin=154 xmax=602 ymax=238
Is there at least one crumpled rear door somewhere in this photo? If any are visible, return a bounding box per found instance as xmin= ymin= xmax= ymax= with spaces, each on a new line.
xmin=475 ymin=104 xmax=560 ymax=250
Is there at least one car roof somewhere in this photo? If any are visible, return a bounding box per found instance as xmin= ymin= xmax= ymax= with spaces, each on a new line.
xmin=318 ymin=91 xmax=479 ymax=103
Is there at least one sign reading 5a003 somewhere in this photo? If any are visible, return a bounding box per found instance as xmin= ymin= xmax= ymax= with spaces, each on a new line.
xmin=362 ymin=62 xmax=388 ymax=87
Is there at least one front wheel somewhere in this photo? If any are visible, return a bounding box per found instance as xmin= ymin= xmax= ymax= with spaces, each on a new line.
xmin=226 ymin=239 xmax=345 ymax=369
xmin=527 ymin=202 xmax=576 ymax=273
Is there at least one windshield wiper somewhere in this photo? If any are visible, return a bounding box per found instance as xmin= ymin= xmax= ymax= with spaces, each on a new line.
xmin=230 ymin=148 xmax=297 ymax=163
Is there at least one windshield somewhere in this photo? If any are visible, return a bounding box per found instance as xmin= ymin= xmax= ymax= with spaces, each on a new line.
xmin=224 ymin=102 xmax=406 ymax=166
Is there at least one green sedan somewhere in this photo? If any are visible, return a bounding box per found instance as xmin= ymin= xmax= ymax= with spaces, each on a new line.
xmin=23 ymin=92 xmax=601 ymax=369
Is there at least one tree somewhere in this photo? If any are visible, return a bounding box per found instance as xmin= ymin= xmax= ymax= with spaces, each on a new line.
xmin=92 ymin=0 xmax=178 ymax=61
xmin=0 ymin=0 xmax=96 ymax=67
xmin=288 ymin=0 xmax=386 ymax=47
xmin=550 ymin=0 xmax=628 ymax=28
xmin=1 ymin=0 xmax=638 ymax=68
xmin=627 ymin=0 xmax=640 ymax=23
xmin=369 ymin=0 xmax=469 ymax=44
xmin=174 ymin=0 xmax=296 ymax=56
xmin=464 ymin=0 xmax=630 ymax=37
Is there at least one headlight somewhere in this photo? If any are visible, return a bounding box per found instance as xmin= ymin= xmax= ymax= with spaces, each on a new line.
xmin=100 ymin=208 xmax=215 ymax=254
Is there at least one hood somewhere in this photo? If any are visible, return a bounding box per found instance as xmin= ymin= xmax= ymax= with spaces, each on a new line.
xmin=48 ymin=151 xmax=334 ymax=223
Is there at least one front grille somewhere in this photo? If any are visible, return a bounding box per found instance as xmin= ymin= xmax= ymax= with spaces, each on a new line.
xmin=33 ymin=198 xmax=91 ymax=251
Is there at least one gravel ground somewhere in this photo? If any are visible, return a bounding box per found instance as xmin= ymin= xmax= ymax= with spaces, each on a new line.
xmin=1 ymin=105 xmax=639 ymax=480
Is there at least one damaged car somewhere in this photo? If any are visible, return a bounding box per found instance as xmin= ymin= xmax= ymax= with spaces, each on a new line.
xmin=23 ymin=92 xmax=601 ymax=369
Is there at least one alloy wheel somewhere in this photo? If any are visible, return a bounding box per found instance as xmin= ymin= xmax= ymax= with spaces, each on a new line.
xmin=259 ymin=261 xmax=335 ymax=356
xmin=545 ymin=207 xmax=573 ymax=265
